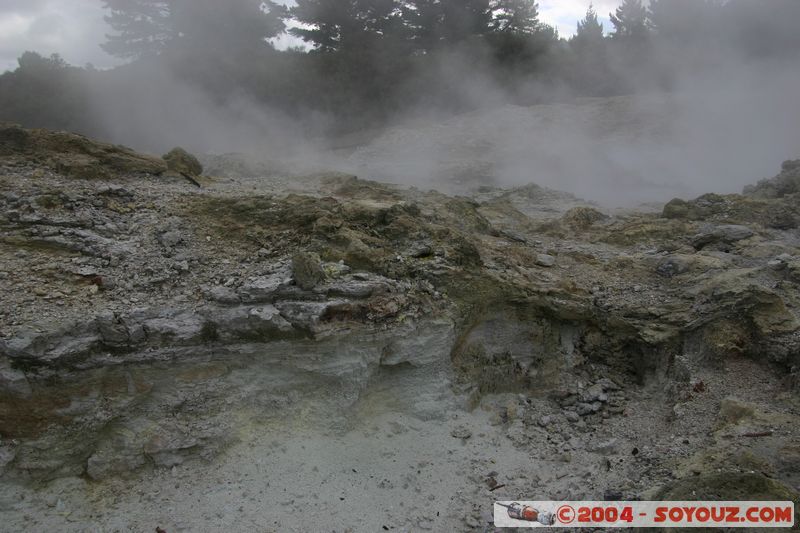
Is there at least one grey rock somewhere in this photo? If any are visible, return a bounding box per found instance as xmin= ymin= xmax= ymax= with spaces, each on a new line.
xmin=158 ymin=230 xmax=183 ymax=248
xmin=657 ymin=256 xmax=690 ymax=278
xmin=535 ymin=254 xmax=556 ymax=267
xmin=564 ymin=411 xmax=580 ymax=423
xmin=589 ymin=438 xmax=619 ymax=455
xmin=380 ymin=320 xmax=454 ymax=366
xmin=143 ymin=432 xmax=198 ymax=468
xmin=275 ymin=301 xmax=337 ymax=331
xmin=142 ymin=311 xmax=205 ymax=345
xmin=0 ymin=444 xmax=16 ymax=474
xmin=580 ymin=383 xmax=607 ymax=403
xmin=325 ymin=278 xmax=388 ymax=299
xmin=450 ymin=426 xmax=472 ymax=439
xmin=211 ymin=305 xmax=294 ymax=341
xmin=768 ymin=260 xmax=785 ymax=270
xmin=692 ymin=224 xmax=754 ymax=250
xmin=537 ymin=415 xmax=554 ymax=427
xmin=408 ymin=243 xmax=433 ymax=258
xmin=95 ymin=312 xmax=131 ymax=346
xmin=0 ymin=357 xmax=31 ymax=396
xmin=239 ymin=272 xmax=287 ymax=303
xmin=206 ymin=285 xmax=240 ymax=304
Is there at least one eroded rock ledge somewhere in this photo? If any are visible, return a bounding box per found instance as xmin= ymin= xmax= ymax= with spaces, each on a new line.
xmin=1 ymin=127 xmax=799 ymax=504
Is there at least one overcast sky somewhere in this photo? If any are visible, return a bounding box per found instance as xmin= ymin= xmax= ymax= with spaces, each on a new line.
xmin=0 ymin=0 xmax=618 ymax=73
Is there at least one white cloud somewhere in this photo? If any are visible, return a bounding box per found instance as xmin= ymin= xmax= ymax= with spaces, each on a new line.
xmin=0 ymin=0 xmax=116 ymax=72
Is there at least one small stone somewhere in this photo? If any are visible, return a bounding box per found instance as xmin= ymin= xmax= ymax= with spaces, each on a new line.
xmin=589 ymin=438 xmax=619 ymax=455
xmin=535 ymin=254 xmax=556 ymax=267
xmin=580 ymin=383 xmax=606 ymax=403
xmin=159 ymin=230 xmax=183 ymax=248
xmin=537 ymin=415 xmax=554 ymax=428
xmin=768 ymin=259 xmax=787 ymax=271
xmin=450 ymin=426 xmax=472 ymax=439
xmin=657 ymin=256 xmax=690 ymax=278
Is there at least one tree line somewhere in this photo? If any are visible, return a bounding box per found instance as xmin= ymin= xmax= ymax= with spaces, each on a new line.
xmin=1 ymin=0 xmax=799 ymax=143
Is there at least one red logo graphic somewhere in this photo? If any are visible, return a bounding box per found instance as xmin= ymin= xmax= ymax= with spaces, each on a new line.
xmin=558 ymin=505 xmax=576 ymax=524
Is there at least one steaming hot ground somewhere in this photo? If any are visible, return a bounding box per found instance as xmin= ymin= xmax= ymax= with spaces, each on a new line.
xmin=338 ymin=93 xmax=800 ymax=207
xmin=1 ymin=123 xmax=800 ymax=530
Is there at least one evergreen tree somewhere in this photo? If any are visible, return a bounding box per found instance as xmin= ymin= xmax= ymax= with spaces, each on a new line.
xmin=101 ymin=0 xmax=175 ymax=59
xmin=101 ymin=0 xmax=285 ymax=60
xmin=172 ymin=0 xmax=286 ymax=57
xmin=574 ymin=3 xmax=604 ymax=45
xmin=569 ymin=5 xmax=612 ymax=95
xmin=438 ymin=0 xmax=494 ymax=42
xmin=291 ymin=0 xmax=404 ymax=52
xmin=402 ymin=0 xmax=444 ymax=52
xmin=492 ymin=0 xmax=540 ymax=35
xmin=609 ymin=0 xmax=649 ymax=41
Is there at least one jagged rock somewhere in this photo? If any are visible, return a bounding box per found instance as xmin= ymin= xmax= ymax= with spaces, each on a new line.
xmin=211 ymin=305 xmax=295 ymax=341
xmin=380 ymin=320 xmax=454 ymax=366
xmin=292 ymin=252 xmax=325 ymax=290
xmin=0 ymin=123 xmax=167 ymax=178
xmin=656 ymin=255 xmax=691 ymax=278
xmin=2 ymin=127 xmax=800 ymax=496
xmin=274 ymin=301 xmax=335 ymax=331
xmin=744 ymin=159 xmax=800 ymax=198
xmin=158 ymin=230 xmax=183 ymax=248
xmin=717 ymin=397 xmax=756 ymax=425
xmin=239 ymin=272 xmax=289 ymax=303
xmin=163 ymin=147 xmax=203 ymax=177
xmin=561 ymin=206 xmax=607 ymax=229
xmin=205 ymin=285 xmax=240 ymax=304
xmin=692 ymin=224 xmax=754 ymax=250
xmin=662 ymin=198 xmax=690 ymax=219
xmin=580 ymin=383 xmax=608 ymax=403
xmin=0 ymin=357 xmax=31 ymax=396
xmin=576 ymin=402 xmax=601 ymax=416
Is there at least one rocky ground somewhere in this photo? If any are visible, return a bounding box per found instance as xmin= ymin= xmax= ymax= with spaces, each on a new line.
xmin=1 ymin=122 xmax=800 ymax=531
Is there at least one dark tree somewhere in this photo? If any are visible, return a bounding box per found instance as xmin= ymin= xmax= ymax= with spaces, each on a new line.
xmin=0 ymin=52 xmax=89 ymax=132
xmin=568 ymin=5 xmax=613 ymax=95
xmin=402 ymin=0 xmax=444 ymax=52
xmin=574 ymin=3 xmax=604 ymax=45
xmin=609 ymin=0 xmax=649 ymax=41
xmin=492 ymin=0 xmax=540 ymax=35
xmin=291 ymin=0 xmax=405 ymax=52
xmin=102 ymin=0 xmax=285 ymax=60
xmin=101 ymin=0 xmax=174 ymax=59
xmin=438 ymin=0 xmax=494 ymax=42
xmin=171 ymin=0 xmax=286 ymax=57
